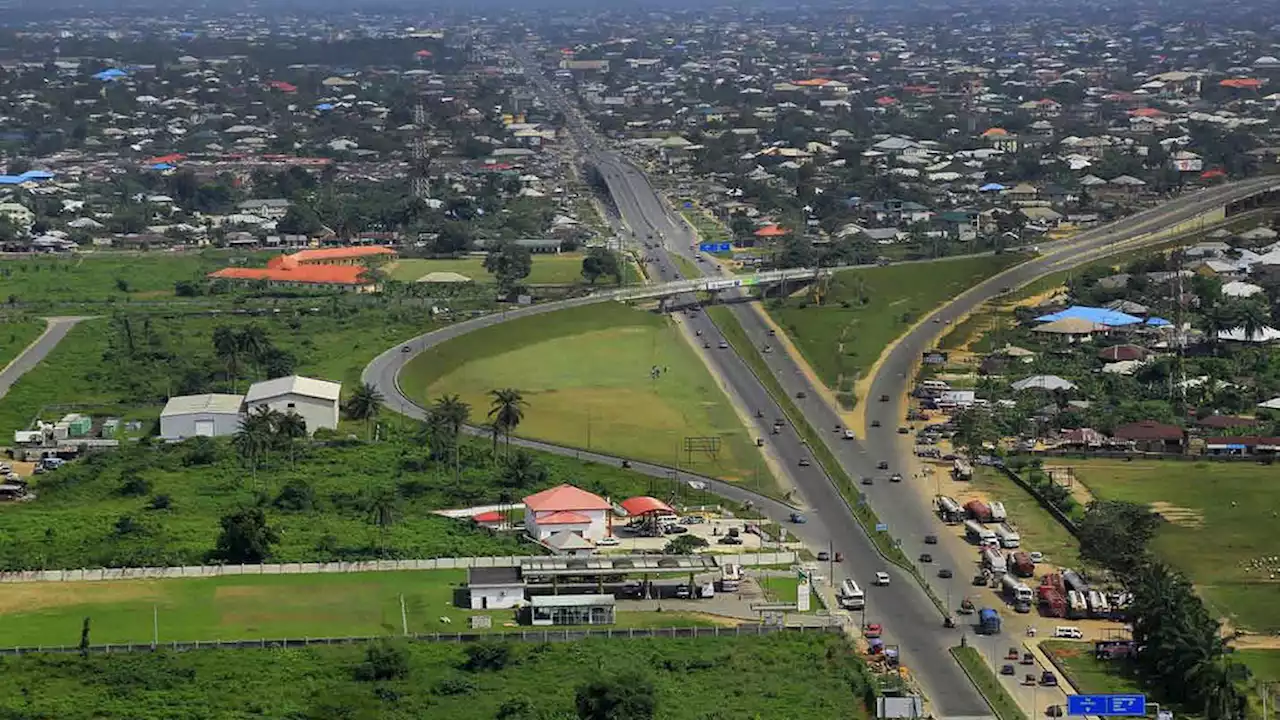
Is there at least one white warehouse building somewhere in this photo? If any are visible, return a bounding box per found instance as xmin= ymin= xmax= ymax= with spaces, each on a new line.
xmin=244 ymin=375 xmax=342 ymax=434
xmin=159 ymin=394 xmax=245 ymax=439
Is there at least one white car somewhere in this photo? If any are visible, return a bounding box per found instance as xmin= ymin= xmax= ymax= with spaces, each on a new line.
xmin=875 ymin=572 xmax=891 ymax=586
xmin=597 ymin=536 xmax=620 ymax=547
xmin=842 ymin=429 xmax=855 ymax=439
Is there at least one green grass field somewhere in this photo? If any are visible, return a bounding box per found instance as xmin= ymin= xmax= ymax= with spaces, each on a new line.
xmin=1072 ymin=460 xmax=1280 ymax=632
xmin=388 ymin=255 xmax=588 ymax=285
xmin=400 ymin=303 xmax=767 ymax=486
xmin=969 ymin=468 xmax=1082 ymax=569
xmin=681 ymin=210 xmax=730 ymax=244
xmin=0 ymin=306 xmax=438 ymax=434
xmin=769 ymin=255 xmax=1022 ymax=403
xmin=0 ymin=250 xmax=272 ymax=305
xmin=0 ymin=317 xmax=46 ymax=369
xmin=1042 ymin=641 xmax=1142 ymax=695
xmin=0 ymin=429 xmax=679 ymax=571
xmin=0 ymin=632 xmax=872 ymax=719
xmin=0 ymin=570 xmax=720 ymax=646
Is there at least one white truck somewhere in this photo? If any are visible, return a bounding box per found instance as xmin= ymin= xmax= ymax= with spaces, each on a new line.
xmin=995 ymin=523 xmax=1021 ymax=549
xmin=964 ymin=519 xmax=996 ymax=545
xmin=981 ymin=548 xmax=1008 ymax=575
xmin=1001 ymin=574 xmax=1034 ymax=603
xmin=988 ymin=501 xmax=1008 ymax=522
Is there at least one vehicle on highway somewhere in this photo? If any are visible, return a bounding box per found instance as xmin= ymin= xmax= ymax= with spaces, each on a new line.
xmin=762 ymin=345 xmax=772 ymax=353
xmin=796 ymin=391 xmax=807 ymax=399
xmin=798 ymin=458 xmax=810 ymax=467
xmin=817 ymin=551 xmax=830 ymax=561
xmin=890 ymin=473 xmax=903 ymax=482
xmin=877 ymin=461 xmax=889 ymax=470
xmin=861 ymin=476 xmax=874 ymax=486
xmin=871 ymin=420 xmax=881 ymax=428
xmin=879 ymin=394 xmax=890 ymax=402
xmin=789 ymin=512 xmax=807 ymax=524
xmin=897 ymin=426 xmax=909 ymax=434
xmin=925 ymin=534 xmax=938 ymax=544
xmin=843 ymin=429 xmax=856 ymax=439
xmin=863 ymin=623 xmax=882 ymax=639
xmin=703 ymin=341 xmax=711 ymax=348
xmin=1001 ymin=664 xmax=1015 ymax=676
xmin=718 ymin=341 xmax=728 ymax=349
xmin=834 ymin=552 xmax=844 ymax=562
xmin=400 ymin=346 xmax=411 ymax=353
xmin=938 ymin=568 xmax=953 ymax=579
xmin=1022 ymin=652 xmax=1035 ymax=665
xmin=919 ymin=553 xmax=933 ymax=563
xmin=768 ymin=329 xmax=776 ymax=336
xmin=695 ymin=329 xmax=702 ymax=336
xmin=1024 ymin=674 xmax=1037 ymax=686
xmin=1040 ymin=671 xmax=1058 ymax=686
xmin=874 ymin=571 xmax=891 ymax=586
xmin=597 ymin=536 xmax=620 ymax=547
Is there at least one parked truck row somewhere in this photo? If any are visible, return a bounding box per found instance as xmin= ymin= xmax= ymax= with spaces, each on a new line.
xmin=1037 ymin=571 xmax=1131 ymax=620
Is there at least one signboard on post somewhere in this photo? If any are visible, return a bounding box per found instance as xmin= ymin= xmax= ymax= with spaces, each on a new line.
xmin=1067 ymin=695 xmax=1147 ymax=716
xmin=698 ymin=242 xmax=732 ymax=253
xmin=922 ymin=351 xmax=949 ymax=365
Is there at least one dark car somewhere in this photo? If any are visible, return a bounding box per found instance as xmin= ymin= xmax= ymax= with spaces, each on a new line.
xmin=938 ymin=568 xmax=953 ymax=579
xmin=897 ymin=426 xmax=909 ymax=434
xmin=1040 ymin=672 xmax=1058 ymax=687
xmin=870 ymin=420 xmax=881 ymax=428
xmin=718 ymin=535 xmax=743 ymax=545
xmin=663 ymin=525 xmax=688 ymax=535
xmin=919 ymin=553 xmax=933 ymax=563
xmin=798 ymin=458 xmax=811 ymax=467
xmin=401 ymin=346 xmax=411 ymax=353
xmin=817 ymin=551 xmax=830 ymax=561
xmin=924 ymin=534 xmax=938 ymax=544
xmin=796 ymin=391 xmax=807 ymax=399
xmin=877 ymin=461 xmax=889 ymax=470
xmin=1001 ymin=664 xmax=1015 ymax=676
xmin=879 ymin=394 xmax=890 ymax=402
xmin=1047 ymin=706 xmax=1064 ymax=718
xmin=703 ymin=341 xmax=711 ymax=348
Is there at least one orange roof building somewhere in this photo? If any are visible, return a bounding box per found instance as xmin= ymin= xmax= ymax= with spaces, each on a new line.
xmin=754 ymin=224 xmax=789 ymax=238
xmin=522 ymin=484 xmax=613 ymax=543
xmin=619 ymin=496 xmax=675 ymax=517
xmin=1220 ymin=78 xmax=1263 ymax=90
xmin=207 ymin=246 xmax=395 ymax=290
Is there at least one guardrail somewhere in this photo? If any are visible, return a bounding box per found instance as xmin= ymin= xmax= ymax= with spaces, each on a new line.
xmin=0 ymin=624 xmax=838 ymax=657
xmin=608 ymin=268 xmax=824 ymax=302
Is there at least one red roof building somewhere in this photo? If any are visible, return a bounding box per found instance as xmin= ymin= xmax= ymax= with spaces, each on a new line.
xmin=207 ymin=246 xmax=396 ymax=290
xmin=754 ymin=224 xmax=788 ymax=238
xmin=619 ymin=496 xmax=675 ymax=517
xmin=523 ymin=484 xmax=612 ymax=543
xmin=1112 ymin=420 xmax=1186 ymax=453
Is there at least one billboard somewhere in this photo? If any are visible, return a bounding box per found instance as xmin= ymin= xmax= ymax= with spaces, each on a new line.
xmin=698 ymin=242 xmax=732 ymax=253
xmin=922 ymin=351 xmax=948 ymax=365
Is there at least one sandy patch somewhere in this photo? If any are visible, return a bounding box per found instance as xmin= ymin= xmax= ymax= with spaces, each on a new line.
xmin=1149 ymin=501 xmax=1205 ymax=528
xmin=1043 ymin=466 xmax=1096 ymax=506
xmin=0 ymin=581 xmax=163 ymax=615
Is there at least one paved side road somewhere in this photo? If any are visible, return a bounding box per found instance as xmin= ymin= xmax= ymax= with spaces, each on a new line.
xmin=0 ymin=316 xmax=91 ymax=400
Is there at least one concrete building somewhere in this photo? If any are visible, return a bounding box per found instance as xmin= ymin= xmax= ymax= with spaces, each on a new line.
xmin=529 ymin=594 xmax=616 ymax=626
xmin=159 ymin=393 xmax=245 ymax=439
xmin=523 ymin=484 xmax=612 ymax=542
xmin=244 ymin=375 xmax=341 ymax=434
xmin=466 ymin=566 xmax=527 ymax=610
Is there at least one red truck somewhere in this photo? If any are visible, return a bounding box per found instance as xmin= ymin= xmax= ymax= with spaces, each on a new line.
xmin=964 ymin=499 xmax=993 ymax=522
xmin=1009 ymin=551 xmax=1036 ymax=578
xmin=1038 ymin=585 xmax=1067 ymax=618
xmin=1040 ymin=572 xmax=1066 ymax=595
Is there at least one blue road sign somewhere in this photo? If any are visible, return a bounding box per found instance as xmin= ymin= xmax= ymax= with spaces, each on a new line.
xmin=875 ymin=523 xmax=888 ymax=532
xmin=1067 ymin=695 xmax=1147 ymax=717
xmin=698 ymin=242 xmax=733 ymax=253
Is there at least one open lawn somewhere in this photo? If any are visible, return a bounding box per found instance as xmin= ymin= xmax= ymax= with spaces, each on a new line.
xmin=0 ymin=570 xmax=719 ymax=646
xmin=1042 ymin=640 xmax=1143 ymax=696
xmin=681 ymin=209 xmax=731 ymax=245
xmin=0 ymin=250 xmax=273 ymax=306
xmin=969 ymin=468 xmax=1082 ymax=569
xmin=769 ymin=255 xmax=1022 ymax=406
xmin=400 ymin=303 xmax=767 ymax=486
xmin=0 ymin=305 xmax=438 ymax=434
xmin=388 ymin=255 xmax=588 ymax=285
xmin=0 ymin=430 xmax=684 ymax=571
xmin=0 ymin=317 xmax=46 ymax=369
xmin=1072 ymin=459 xmax=1280 ymax=632
xmin=0 ymin=632 xmax=872 ymax=720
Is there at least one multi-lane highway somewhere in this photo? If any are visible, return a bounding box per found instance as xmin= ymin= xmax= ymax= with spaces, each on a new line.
xmin=363 ymin=43 xmax=1280 ymax=719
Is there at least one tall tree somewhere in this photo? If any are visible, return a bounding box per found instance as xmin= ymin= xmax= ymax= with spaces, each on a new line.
xmin=366 ymin=488 xmax=399 ymax=557
xmin=344 ymin=383 xmax=385 ymax=439
xmin=482 ymin=240 xmax=533 ymax=295
xmin=213 ymin=326 xmax=243 ymax=392
xmin=575 ymin=671 xmax=657 ymax=720
xmin=214 ymin=506 xmax=280 ymax=563
xmin=488 ymin=388 xmax=527 ymax=455
xmin=431 ymin=394 xmax=471 ymax=443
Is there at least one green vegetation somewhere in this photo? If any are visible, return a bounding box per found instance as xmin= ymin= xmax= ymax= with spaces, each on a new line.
xmin=768 ymin=256 xmax=1022 ymax=405
xmin=951 ymin=645 xmax=1029 ymax=720
xmin=0 ymin=317 xmax=46 ymax=369
xmin=1042 ymin=641 xmax=1143 ymax=696
xmin=969 ymin=467 xmax=1082 ymax=568
xmin=0 ymin=430 xmax=677 ymax=571
xmin=0 ymin=570 xmax=718 ymax=646
xmin=759 ymin=573 xmax=822 ymax=612
xmin=0 ymin=632 xmax=875 ymax=719
xmin=388 ymin=254 xmax=588 ymax=285
xmin=401 ymin=303 xmax=768 ymax=486
xmin=681 ymin=209 xmax=730 ymax=244
xmin=0 ymin=251 xmax=272 ymax=306
xmin=1073 ymin=459 xmax=1280 ymax=633
xmin=0 ymin=305 xmax=436 ymax=434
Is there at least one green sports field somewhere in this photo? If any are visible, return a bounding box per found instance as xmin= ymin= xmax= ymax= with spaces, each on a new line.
xmin=0 ymin=570 xmax=716 ymax=647
xmin=388 ymin=255 xmax=588 ymax=285
xmin=400 ymin=303 xmax=769 ymax=488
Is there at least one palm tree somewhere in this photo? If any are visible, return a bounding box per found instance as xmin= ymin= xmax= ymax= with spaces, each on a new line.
xmin=1234 ymin=300 xmax=1271 ymax=344
xmin=500 ymin=449 xmax=544 ymax=489
xmin=485 ymin=420 xmax=503 ymax=459
xmin=366 ymin=488 xmax=399 ymax=557
xmin=233 ymin=409 xmax=276 ymax=481
xmin=488 ymin=388 xmax=527 ymax=456
xmin=344 ymin=383 xmax=384 ymax=439
xmin=431 ymin=394 xmax=471 ymax=444
xmin=275 ymin=411 xmax=307 ymax=467
xmin=213 ymin=326 xmax=242 ymax=392
xmin=237 ymin=324 xmax=271 ymax=380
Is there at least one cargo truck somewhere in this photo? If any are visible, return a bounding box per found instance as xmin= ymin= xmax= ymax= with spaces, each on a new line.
xmin=1066 ymin=589 xmax=1089 ymax=619
xmin=1009 ymin=551 xmax=1035 ymax=577
xmin=982 ymin=548 xmax=1008 ymax=575
xmin=965 ymin=519 xmax=997 ymax=545
xmin=989 ymin=501 xmax=1008 ymax=522
xmin=1063 ymin=569 xmax=1089 ymax=595
xmin=1087 ymin=589 xmax=1111 ymax=618
xmin=1038 ymin=586 xmax=1067 ymax=618
xmin=979 ymin=607 xmax=1002 ymax=634
xmin=937 ymin=495 xmax=964 ymax=523
xmin=995 ymin=523 xmax=1020 ymax=548
xmin=1002 ymin=574 xmax=1034 ymax=604
xmin=964 ymin=499 xmax=993 ymax=522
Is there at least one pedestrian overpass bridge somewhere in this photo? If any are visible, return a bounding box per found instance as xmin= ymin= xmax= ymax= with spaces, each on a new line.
xmin=597 ymin=267 xmax=829 ymax=304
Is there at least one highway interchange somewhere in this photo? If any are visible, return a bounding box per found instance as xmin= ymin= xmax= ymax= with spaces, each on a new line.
xmin=363 ymin=48 xmax=1280 ymax=719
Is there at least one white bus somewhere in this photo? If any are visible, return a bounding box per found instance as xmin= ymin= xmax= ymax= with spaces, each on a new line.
xmin=839 ymin=579 xmax=866 ymax=610
xmin=718 ymin=563 xmax=742 ymax=592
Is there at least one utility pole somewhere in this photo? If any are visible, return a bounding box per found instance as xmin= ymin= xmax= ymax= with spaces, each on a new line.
xmin=400 ymin=594 xmax=409 ymax=636
xmin=152 ymin=605 xmax=158 ymax=649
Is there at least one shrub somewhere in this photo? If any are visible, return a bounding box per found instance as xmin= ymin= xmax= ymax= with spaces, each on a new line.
xmin=353 ymin=638 xmax=411 ymax=682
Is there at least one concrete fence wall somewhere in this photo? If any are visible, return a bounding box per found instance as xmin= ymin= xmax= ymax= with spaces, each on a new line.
xmin=0 ymin=551 xmax=798 ymax=584
xmin=0 ymin=624 xmax=837 ymax=658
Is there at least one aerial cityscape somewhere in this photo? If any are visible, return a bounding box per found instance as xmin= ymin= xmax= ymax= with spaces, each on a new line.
xmin=1 ymin=0 xmax=1279 ymax=717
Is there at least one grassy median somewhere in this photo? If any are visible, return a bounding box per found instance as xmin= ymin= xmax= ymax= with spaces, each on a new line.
xmin=952 ymin=645 xmax=1029 ymax=720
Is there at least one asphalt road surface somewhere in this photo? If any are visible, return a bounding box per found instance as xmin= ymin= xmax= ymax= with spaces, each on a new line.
xmin=0 ymin=317 xmax=90 ymax=400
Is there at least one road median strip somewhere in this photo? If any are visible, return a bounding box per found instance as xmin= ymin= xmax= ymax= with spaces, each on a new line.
xmin=951 ymin=645 xmax=1030 ymax=720
xmin=705 ymin=304 xmax=949 ymax=618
